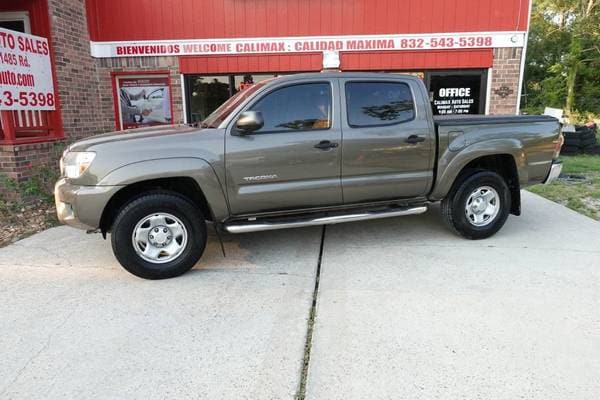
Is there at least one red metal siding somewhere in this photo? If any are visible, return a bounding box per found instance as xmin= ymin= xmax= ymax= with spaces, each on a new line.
xmin=180 ymin=53 xmax=323 ymax=74
xmin=179 ymin=49 xmax=493 ymax=74
xmin=341 ymin=49 xmax=493 ymax=71
xmin=86 ymin=0 xmax=530 ymax=42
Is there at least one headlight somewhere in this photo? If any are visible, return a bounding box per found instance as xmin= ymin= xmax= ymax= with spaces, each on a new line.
xmin=61 ymin=151 xmax=96 ymax=179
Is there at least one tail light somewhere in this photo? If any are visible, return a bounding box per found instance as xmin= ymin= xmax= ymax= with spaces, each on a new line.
xmin=553 ymin=131 xmax=564 ymax=159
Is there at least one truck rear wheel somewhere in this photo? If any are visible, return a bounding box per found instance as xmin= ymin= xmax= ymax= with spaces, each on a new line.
xmin=111 ymin=192 xmax=207 ymax=279
xmin=441 ymin=171 xmax=510 ymax=240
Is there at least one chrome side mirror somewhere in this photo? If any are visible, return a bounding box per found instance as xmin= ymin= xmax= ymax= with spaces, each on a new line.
xmin=235 ymin=111 xmax=264 ymax=134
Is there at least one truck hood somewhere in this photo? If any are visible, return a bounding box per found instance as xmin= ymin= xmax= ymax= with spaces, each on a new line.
xmin=68 ymin=125 xmax=199 ymax=152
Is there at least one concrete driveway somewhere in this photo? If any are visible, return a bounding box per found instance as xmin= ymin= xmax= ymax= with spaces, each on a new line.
xmin=1 ymin=191 xmax=599 ymax=399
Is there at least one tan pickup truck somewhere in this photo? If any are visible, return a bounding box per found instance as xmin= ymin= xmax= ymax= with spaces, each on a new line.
xmin=55 ymin=72 xmax=563 ymax=279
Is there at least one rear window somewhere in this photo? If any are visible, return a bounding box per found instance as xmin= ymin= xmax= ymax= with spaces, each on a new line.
xmin=345 ymin=82 xmax=415 ymax=127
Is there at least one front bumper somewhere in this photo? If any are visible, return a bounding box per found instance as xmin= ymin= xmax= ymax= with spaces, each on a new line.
xmin=543 ymin=160 xmax=563 ymax=184
xmin=54 ymin=178 xmax=121 ymax=231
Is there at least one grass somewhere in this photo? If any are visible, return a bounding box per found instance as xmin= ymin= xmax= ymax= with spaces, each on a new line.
xmin=528 ymin=154 xmax=600 ymax=220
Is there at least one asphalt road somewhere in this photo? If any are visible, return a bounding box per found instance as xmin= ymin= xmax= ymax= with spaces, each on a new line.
xmin=1 ymin=191 xmax=599 ymax=399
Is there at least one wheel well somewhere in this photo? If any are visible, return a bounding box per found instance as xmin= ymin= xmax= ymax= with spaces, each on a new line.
xmin=459 ymin=154 xmax=521 ymax=216
xmin=99 ymin=177 xmax=213 ymax=236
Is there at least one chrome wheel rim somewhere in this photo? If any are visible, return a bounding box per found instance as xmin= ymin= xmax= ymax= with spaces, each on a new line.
xmin=132 ymin=213 xmax=188 ymax=264
xmin=465 ymin=186 xmax=500 ymax=227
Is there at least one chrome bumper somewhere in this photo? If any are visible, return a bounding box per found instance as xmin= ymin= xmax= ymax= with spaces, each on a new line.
xmin=54 ymin=178 xmax=121 ymax=231
xmin=544 ymin=160 xmax=563 ymax=184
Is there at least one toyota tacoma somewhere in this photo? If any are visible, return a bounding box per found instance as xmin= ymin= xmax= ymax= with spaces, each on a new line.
xmin=55 ymin=72 xmax=563 ymax=279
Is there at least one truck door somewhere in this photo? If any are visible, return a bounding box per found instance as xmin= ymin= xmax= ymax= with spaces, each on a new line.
xmin=225 ymin=79 xmax=343 ymax=215
xmin=339 ymin=78 xmax=435 ymax=203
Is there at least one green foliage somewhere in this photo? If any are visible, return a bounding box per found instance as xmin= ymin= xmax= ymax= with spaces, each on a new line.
xmin=20 ymin=166 xmax=59 ymax=202
xmin=522 ymin=0 xmax=600 ymax=122
xmin=0 ymin=175 xmax=20 ymax=214
xmin=0 ymin=174 xmax=18 ymax=192
xmin=0 ymin=166 xmax=59 ymax=207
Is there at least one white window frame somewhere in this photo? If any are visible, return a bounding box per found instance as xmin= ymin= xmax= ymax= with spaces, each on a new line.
xmin=0 ymin=11 xmax=31 ymax=34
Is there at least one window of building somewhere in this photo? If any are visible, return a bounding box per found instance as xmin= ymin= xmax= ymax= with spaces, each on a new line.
xmin=249 ymin=83 xmax=331 ymax=133
xmin=0 ymin=11 xmax=31 ymax=33
xmin=346 ymin=82 xmax=415 ymax=127
xmin=184 ymin=74 xmax=281 ymax=123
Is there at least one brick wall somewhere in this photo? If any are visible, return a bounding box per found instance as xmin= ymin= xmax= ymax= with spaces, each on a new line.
xmin=488 ymin=47 xmax=522 ymax=115
xmin=49 ymin=0 xmax=109 ymax=142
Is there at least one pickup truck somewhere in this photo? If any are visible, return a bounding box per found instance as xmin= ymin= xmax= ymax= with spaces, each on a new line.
xmin=55 ymin=72 xmax=563 ymax=279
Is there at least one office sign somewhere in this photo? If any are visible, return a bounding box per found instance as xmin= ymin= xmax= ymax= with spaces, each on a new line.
xmin=0 ymin=27 xmax=55 ymax=110
xmin=430 ymin=74 xmax=483 ymax=115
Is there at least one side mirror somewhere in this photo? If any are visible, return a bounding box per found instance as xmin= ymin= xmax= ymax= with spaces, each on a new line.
xmin=235 ymin=111 xmax=264 ymax=134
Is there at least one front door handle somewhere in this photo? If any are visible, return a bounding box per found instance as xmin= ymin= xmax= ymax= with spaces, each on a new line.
xmin=405 ymin=135 xmax=426 ymax=144
xmin=314 ymin=140 xmax=339 ymax=150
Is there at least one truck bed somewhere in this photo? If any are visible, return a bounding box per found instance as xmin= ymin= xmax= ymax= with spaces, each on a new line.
xmin=431 ymin=114 xmax=561 ymax=197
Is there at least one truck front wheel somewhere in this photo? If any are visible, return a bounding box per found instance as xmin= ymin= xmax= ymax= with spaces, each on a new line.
xmin=441 ymin=171 xmax=511 ymax=240
xmin=111 ymin=192 xmax=207 ymax=279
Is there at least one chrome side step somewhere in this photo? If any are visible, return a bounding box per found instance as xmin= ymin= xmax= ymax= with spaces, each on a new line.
xmin=224 ymin=206 xmax=428 ymax=233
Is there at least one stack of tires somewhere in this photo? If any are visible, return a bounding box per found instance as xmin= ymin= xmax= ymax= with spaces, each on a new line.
xmin=562 ymin=123 xmax=598 ymax=155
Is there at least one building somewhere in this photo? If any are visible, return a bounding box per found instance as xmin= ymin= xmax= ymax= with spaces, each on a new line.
xmin=0 ymin=0 xmax=531 ymax=191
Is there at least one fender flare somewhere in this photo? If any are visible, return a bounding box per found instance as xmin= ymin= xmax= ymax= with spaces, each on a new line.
xmin=98 ymin=157 xmax=229 ymax=221
xmin=430 ymin=138 xmax=527 ymax=200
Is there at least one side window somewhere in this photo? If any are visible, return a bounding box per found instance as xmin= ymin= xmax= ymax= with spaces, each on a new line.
xmin=346 ymin=82 xmax=415 ymax=127
xmin=250 ymin=83 xmax=331 ymax=133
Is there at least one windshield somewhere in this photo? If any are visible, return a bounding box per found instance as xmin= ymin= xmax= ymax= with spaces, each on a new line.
xmin=201 ymin=80 xmax=270 ymax=128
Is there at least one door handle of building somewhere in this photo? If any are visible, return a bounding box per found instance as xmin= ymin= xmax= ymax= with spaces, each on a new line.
xmin=405 ymin=135 xmax=426 ymax=144
xmin=314 ymin=140 xmax=339 ymax=150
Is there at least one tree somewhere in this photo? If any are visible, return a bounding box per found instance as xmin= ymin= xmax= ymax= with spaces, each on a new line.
xmin=522 ymin=0 xmax=600 ymax=121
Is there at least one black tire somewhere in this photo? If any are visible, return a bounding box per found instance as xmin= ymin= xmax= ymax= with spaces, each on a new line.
xmin=561 ymin=145 xmax=581 ymax=155
xmin=111 ymin=192 xmax=207 ymax=279
xmin=563 ymin=132 xmax=582 ymax=142
xmin=580 ymin=131 xmax=596 ymax=141
xmin=441 ymin=171 xmax=511 ymax=240
xmin=564 ymin=137 xmax=582 ymax=147
xmin=581 ymin=137 xmax=597 ymax=146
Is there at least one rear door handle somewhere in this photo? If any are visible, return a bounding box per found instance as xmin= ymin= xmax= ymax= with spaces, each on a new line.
xmin=314 ymin=140 xmax=339 ymax=150
xmin=405 ymin=135 xmax=426 ymax=144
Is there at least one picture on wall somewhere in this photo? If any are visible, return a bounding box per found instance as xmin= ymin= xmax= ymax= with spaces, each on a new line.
xmin=116 ymin=75 xmax=172 ymax=130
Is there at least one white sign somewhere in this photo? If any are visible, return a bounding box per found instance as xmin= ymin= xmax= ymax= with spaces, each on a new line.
xmin=90 ymin=31 xmax=526 ymax=58
xmin=0 ymin=27 xmax=55 ymax=110
xmin=322 ymin=50 xmax=340 ymax=69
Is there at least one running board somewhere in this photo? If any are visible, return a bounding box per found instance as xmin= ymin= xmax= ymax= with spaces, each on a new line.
xmin=224 ymin=206 xmax=428 ymax=233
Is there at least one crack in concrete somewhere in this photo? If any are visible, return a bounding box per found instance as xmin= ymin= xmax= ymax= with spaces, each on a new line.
xmin=295 ymin=225 xmax=326 ymax=400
